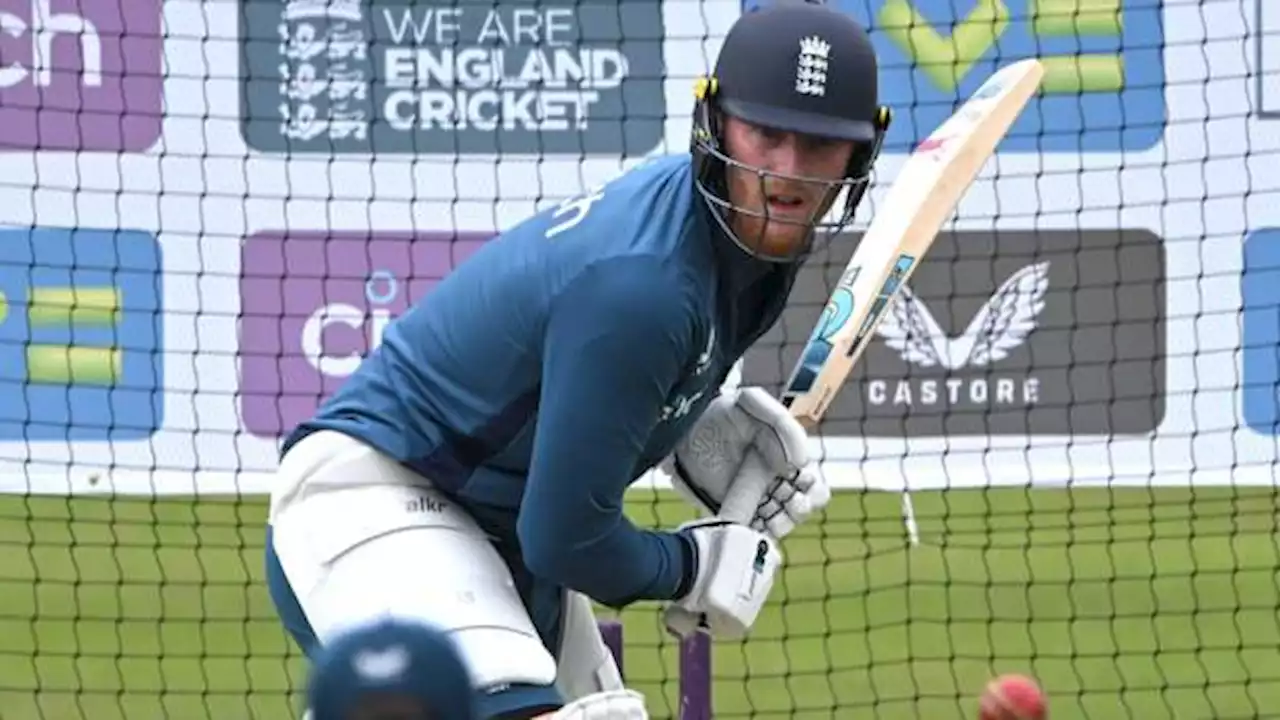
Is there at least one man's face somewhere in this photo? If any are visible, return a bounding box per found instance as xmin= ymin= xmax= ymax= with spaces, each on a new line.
xmin=721 ymin=114 xmax=857 ymax=260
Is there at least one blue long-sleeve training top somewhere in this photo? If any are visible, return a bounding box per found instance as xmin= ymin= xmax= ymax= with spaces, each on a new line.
xmin=281 ymin=154 xmax=798 ymax=608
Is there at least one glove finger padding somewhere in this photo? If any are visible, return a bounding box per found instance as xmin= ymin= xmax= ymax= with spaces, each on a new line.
xmin=749 ymin=466 xmax=830 ymax=541
xmin=733 ymin=387 xmax=811 ymax=476
xmin=781 ymin=465 xmax=829 ymax=516
xmin=798 ymin=466 xmax=831 ymax=510
xmin=668 ymin=519 xmax=781 ymax=640
xmin=750 ymin=508 xmax=796 ymax=541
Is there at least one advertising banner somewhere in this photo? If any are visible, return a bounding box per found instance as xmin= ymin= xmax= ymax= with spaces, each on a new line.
xmin=0 ymin=0 xmax=1274 ymax=496
xmin=241 ymin=0 xmax=666 ymax=155
xmin=0 ymin=228 xmax=164 ymax=441
xmin=741 ymin=0 xmax=1167 ymax=152
xmin=743 ymin=229 xmax=1167 ymax=438
xmin=0 ymin=0 xmax=163 ymax=152
xmin=238 ymin=230 xmax=493 ymax=439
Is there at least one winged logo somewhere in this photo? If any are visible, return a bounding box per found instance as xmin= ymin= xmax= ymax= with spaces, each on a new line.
xmin=876 ymin=262 xmax=1050 ymax=370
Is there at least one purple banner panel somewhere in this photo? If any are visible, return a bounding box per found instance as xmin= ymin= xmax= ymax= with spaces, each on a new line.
xmin=0 ymin=0 xmax=163 ymax=151
xmin=238 ymin=230 xmax=493 ymax=439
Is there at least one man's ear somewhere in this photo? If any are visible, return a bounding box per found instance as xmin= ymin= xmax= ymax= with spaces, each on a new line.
xmin=712 ymin=109 xmax=731 ymax=147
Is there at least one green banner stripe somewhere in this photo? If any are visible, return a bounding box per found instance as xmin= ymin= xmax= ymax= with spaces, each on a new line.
xmin=26 ymin=345 xmax=122 ymax=385
xmin=28 ymin=287 xmax=121 ymax=327
xmin=1033 ymin=0 xmax=1123 ymax=37
xmin=1041 ymin=54 xmax=1124 ymax=94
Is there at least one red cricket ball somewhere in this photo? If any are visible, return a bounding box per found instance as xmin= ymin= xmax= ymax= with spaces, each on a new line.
xmin=978 ymin=674 xmax=1046 ymax=720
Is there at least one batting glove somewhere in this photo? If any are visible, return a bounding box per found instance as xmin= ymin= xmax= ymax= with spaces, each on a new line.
xmin=666 ymin=387 xmax=831 ymax=540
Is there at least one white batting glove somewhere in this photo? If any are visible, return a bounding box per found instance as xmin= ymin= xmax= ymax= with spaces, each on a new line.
xmin=663 ymin=518 xmax=781 ymax=640
xmin=667 ymin=387 xmax=831 ymax=539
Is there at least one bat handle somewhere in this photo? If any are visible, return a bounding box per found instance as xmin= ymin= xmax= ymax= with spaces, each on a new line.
xmin=717 ymin=453 xmax=774 ymax=525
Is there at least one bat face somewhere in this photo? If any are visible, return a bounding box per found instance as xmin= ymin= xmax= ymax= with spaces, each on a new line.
xmin=779 ymin=59 xmax=1046 ymax=427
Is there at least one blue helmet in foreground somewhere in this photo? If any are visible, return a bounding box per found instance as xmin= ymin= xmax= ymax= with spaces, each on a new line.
xmin=308 ymin=617 xmax=478 ymax=720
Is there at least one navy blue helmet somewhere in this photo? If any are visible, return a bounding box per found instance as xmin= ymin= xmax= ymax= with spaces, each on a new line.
xmin=691 ymin=0 xmax=891 ymax=261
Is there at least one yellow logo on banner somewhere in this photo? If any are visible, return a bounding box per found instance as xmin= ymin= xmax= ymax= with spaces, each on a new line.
xmin=878 ymin=0 xmax=1124 ymax=94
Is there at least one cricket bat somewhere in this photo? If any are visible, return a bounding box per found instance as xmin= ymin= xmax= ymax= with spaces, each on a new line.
xmin=666 ymin=60 xmax=1043 ymax=638
xmin=719 ymin=58 xmax=1046 ymax=523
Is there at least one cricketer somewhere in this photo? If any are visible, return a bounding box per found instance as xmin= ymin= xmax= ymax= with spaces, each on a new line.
xmin=265 ymin=1 xmax=890 ymax=717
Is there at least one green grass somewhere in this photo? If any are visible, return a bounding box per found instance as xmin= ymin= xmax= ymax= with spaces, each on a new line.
xmin=0 ymin=486 xmax=1277 ymax=719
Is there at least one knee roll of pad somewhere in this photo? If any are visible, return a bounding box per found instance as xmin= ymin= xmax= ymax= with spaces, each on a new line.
xmin=451 ymin=625 xmax=559 ymax=693
xmin=547 ymin=689 xmax=649 ymax=720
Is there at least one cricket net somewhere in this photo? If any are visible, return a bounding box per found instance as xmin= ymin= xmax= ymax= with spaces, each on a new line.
xmin=2 ymin=0 xmax=1279 ymax=718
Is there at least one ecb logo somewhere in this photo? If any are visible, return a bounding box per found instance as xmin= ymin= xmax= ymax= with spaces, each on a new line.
xmin=742 ymin=0 xmax=1166 ymax=153
xmin=239 ymin=0 xmax=665 ymax=156
xmin=0 ymin=228 xmax=164 ymax=440
xmin=237 ymin=230 xmax=494 ymax=439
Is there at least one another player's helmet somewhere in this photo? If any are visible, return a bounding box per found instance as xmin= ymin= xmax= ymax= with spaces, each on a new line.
xmin=308 ymin=618 xmax=477 ymax=720
xmin=691 ymin=0 xmax=891 ymax=262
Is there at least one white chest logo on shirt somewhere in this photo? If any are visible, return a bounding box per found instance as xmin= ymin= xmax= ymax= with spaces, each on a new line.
xmin=660 ymin=391 xmax=705 ymax=423
xmin=661 ymin=327 xmax=717 ymax=423
xmin=695 ymin=326 xmax=716 ymax=375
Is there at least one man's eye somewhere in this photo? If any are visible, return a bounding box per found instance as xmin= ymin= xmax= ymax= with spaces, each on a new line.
xmin=754 ymin=127 xmax=783 ymax=144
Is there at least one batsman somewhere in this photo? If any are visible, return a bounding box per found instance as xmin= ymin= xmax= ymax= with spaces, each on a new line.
xmin=264 ymin=2 xmax=891 ymax=717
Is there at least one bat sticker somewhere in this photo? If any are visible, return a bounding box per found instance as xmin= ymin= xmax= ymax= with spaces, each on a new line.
xmin=783 ymin=267 xmax=860 ymax=398
xmin=845 ymin=253 xmax=916 ymax=359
